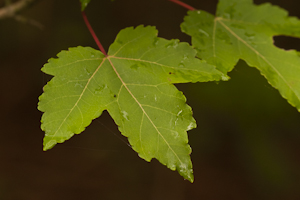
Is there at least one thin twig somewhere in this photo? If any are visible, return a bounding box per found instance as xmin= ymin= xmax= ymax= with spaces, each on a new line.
xmin=168 ymin=0 xmax=196 ymax=11
xmin=0 ymin=0 xmax=40 ymax=19
xmin=81 ymin=11 xmax=107 ymax=56
xmin=14 ymin=14 xmax=44 ymax=30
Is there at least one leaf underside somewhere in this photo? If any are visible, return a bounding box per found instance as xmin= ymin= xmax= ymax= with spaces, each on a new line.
xmin=38 ymin=25 xmax=226 ymax=182
xmin=181 ymin=0 xmax=300 ymax=112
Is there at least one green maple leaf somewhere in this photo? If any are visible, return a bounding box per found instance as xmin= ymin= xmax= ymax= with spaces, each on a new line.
xmin=181 ymin=0 xmax=300 ymax=111
xmin=38 ymin=25 xmax=226 ymax=182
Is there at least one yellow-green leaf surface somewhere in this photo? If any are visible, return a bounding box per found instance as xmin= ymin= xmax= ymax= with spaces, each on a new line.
xmin=38 ymin=26 xmax=226 ymax=182
xmin=181 ymin=0 xmax=300 ymax=111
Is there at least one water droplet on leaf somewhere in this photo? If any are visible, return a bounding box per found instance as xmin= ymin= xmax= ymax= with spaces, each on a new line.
xmin=84 ymin=68 xmax=91 ymax=75
xmin=117 ymin=39 xmax=123 ymax=44
xmin=166 ymin=40 xmax=179 ymax=49
xmin=223 ymin=12 xmax=232 ymax=19
xmin=153 ymin=38 xmax=159 ymax=46
xmin=187 ymin=122 xmax=194 ymax=130
xmin=94 ymin=84 xmax=107 ymax=94
xmin=177 ymin=110 xmax=183 ymax=116
xmin=130 ymin=64 xmax=139 ymax=70
xmin=121 ymin=110 xmax=129 ymax=121
xmin=172 ymin=131 xmax=179 ymax=139
xmin=221 ymin=74 xmax=230 ymax=81
xmin=178 ymin=63 xmax=185 ymax=68
xmin=172 ymin=40 xmax=179 ymax=48
xmin=198 ymin=29 xmax=209 ymax=37
xmin=75 ymin=83 xmax=83 ymax=88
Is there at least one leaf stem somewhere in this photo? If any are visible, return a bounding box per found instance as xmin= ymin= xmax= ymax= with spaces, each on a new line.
xmin=0 ymin=0 xmax=40 ymax=20
xmin=168 ymin=0 xmax=195 ymax=11
xmin=81 ymin=11 xmax=107 ymax=56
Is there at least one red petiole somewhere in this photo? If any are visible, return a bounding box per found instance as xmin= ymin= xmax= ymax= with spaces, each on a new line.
xmin=168 ymin=0 xmax=196 ymax=11
xmin=81 ymin=11 xmax=107 ymax=56
xmin=81 ymin=0 xmax=194 ymax=56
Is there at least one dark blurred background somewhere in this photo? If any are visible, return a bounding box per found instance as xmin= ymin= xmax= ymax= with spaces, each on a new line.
xmin=1 ymin=0 xmax=300 ymax=199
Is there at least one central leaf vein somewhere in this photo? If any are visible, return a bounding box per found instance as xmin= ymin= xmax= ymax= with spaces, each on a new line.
xmin=48 ymin=58 xmax=106 ymax=141
xmin=217 ymin=18 xmax=294 ymax=94
xmin=107 ymin=57 xmax=184 ymax=165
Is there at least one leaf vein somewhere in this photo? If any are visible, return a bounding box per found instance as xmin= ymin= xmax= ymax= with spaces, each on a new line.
xmin=47 ymin=58 xmax=106 ymax=141
xmin=107 ymin=57 xmax=184 ymax=166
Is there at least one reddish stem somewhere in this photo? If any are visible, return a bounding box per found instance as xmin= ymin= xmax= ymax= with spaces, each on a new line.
xmin=169 ymin=0 xmax=195 ymax=11
xmin=81 ymin=11 xmax=107 ymax=56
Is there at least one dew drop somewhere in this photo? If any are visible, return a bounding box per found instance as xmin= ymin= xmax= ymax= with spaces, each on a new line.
xmin=178 ymin=63 xmax=185 ymax=68
xmin=94 ymin=88 xmax=102 ymax=95
xmin=121 ymin=110 xmax=129 ymax=121
xmin=84 ymin=68 xmax=91 ymax=75
xmin=198 ymin=29 xmax=209 ymax=37
xmin=172 ymin=40 xmax=179 ymax=48
xmin=223 ymin=13 xmax=231 ymax=19
xmin=117 ymin=39 xmax=123 ymax=44
xmin=177 ymin=110 xmax=183 ymax=116
xmin=130 ymin=64 xmax=139 ymax=70
xmin=75 ymin=83 xmax=83 ymax=88
xmin=166 ymin=40 xmax=179 ymax=49
xmin=175 ymin=118 xmax=179 ymax=126
xmin=153 ymin=38 xmax=159 ymax=46
xmin=221 ymin=74 xmax=230 ymax=81
xmin=187 ymin=122 xmax=194 ymax=130
xmin=172 ymin=131 xmax=179 ymax=139
xmin=94 ymin=84 xmax=106 ymax=94
xmin=179 ymin=163 xmax=188 ymax=174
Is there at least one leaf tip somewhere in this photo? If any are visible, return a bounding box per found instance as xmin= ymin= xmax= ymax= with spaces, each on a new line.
xmin=43 ymin=139 xmax=57 ymax=151
xmin=179 ymin=164 xmax=194 ymax=183
xmin=221 ymin=73 xmax=230 ymax=81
